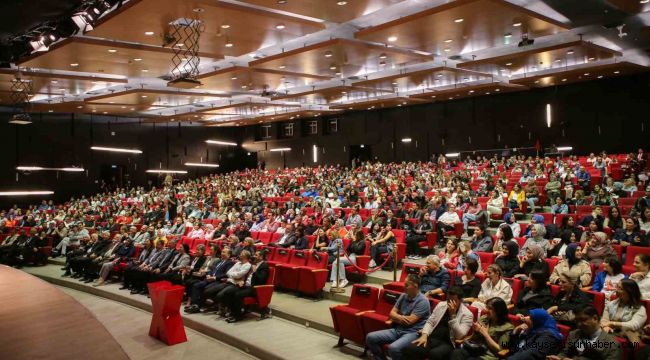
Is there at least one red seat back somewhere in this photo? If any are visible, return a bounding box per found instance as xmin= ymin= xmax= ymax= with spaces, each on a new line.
xmin=287 ymin=250 xmax=308 ymax=266
xmin=586 ymin=290 xmax=605 ymax=316
xmin=503 ymin=278 xmax=521 ymax=304
xmin=477 ymin=252 xmax=495 ymax=267
xmin=625 ymin=246 xmax=650 ymax=266
xmin=258 ymin=232 xmax=272 ymax=244
xmin=304 ymin=251 xmax=328 ymax=269
xmin=375 ymin=289 xmax=401 ymax=315
xmin=272 ymin=248 xmax=292 ymax=263
xmin=348 ymin=285 xmax=380 ymax=311
xmin=400 ymin=263 xmax=424 ymax=282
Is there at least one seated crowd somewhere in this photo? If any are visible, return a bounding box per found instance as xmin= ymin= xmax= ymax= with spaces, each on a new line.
xmin=0 ymin=149 xmax=649 ymax=347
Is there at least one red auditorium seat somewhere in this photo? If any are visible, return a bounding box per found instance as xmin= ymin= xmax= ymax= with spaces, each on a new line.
xmin=544 ymin=257 xmax=559 ymax=270
xmin=296 ymin=251 xmax=329 ymax=296
xmin=177 ymin=236 xmax=194 ymax=250
xmin=360 ymin=289 xmax=401 ymax=337
xmin=257 ymin=232 xmax=272 ymax=244
xmin=271 ymin=232 xmax=282 ymax=243
xmin=250 ymin=231 xmax=259 ymax=240
xmin=242 ymin=267 xmax=275 ymax=319
xmin=585 ymin=290 xmax=605 ymax=316
xmin=503 ymin=278 xmax=521 ymax=305
xmin=267 ymin=248 xmax=292 ymax=267
xmin=477 ymin=252 xmax=496 ymax=268
xmin=330 ymin=285 xmax=379 ymax=346
xmin=383 ymin=263 xmax=425 ymax=292
xmin=275 ymin=250 xmax=308 ymax=289
xmin=625 ymin=246 xmax=650 ymax=266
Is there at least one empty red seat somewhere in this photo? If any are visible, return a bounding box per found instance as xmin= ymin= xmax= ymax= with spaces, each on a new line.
xmin=267 ymin=248 xmax=292 ymax=267
xmin=271 ymin=232 xmax=282 ymax=243
xmin=360 ymin=289 xmax=402 ymax=338
xmin=503 ymin=278 xmax=522 ymax=305
xmin=275 ymin=250 xmax=308 ymax=289
xmin=585 ymin=290 xmax=605 ymax=316
xmin=296 ymin=251 xmax=329 ymax=296
xmin=383 ymin=263 xmax=425 ymax=292
xmin=250 ymin=231 xmax=259 ymax=240
xmin=330 ymin=285 xmax=380 ymax=346
xmin=242 ymin=267 xmax=275 ymax=319
xmin=257 ymin=232 xmax=272 ymax=244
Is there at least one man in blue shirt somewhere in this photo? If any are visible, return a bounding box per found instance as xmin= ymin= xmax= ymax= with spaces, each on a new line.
xmin=419 ymin=255 xmax=450 ymax=297
xmin=575 ymin=166 xmax=591 ymax=190
xmin=366 ymin=274 xmax=431 ymax=360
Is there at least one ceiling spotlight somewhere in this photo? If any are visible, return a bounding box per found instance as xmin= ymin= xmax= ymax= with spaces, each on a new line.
xmin=641 ymin=0 xmax=649 ymax=3
xmin=584 ymin=73 xmax=589 ymax=76
xmin=48 ymin=109 xmax=53 ymax=113
xmin=454 ymin=18 xmax=464 ymax=23
xmin=597 ymin=75 xmax=603 ymax=78
xmin=387 ymin=36 xmax=398 ymax=42
xmin=133 ymin=58 xmax=142 ymax=61
xmin=443 ymin=48 xmax=451 ymax=52
xmin=379 ymin=53 xmax=387 ymax=59
xmin=70 ymin=63 xmax=79 ymax=67
xmin=141 ymin=95 xmax=148 ymax=98
xmin=337 ymin=1 xmax=348 ymax=5
xmin=335 ymin=71 xmax=342 ymax=76
xmin=554 ymin=59 xmax=562 ymax=63
xmin=614 ymin=70 xmax=620 ymax=74
xmin=141 ymin=69 xmax=149 ymax=72
xmin=278 ymin=65 xmax=286 ymax=69
xmin=275 ymin=23 xmax=285 ymax=30
xmin=495 ymin=88 xmax=500 ymax=92
xmin=505 ymin=62 xmax=512 ymax=66
xmin=231 ymin=76 xmax=238 ymax=80
xmin=324 ymin=50 xmax=333 ymax=58
xmin=108 ymin=49 xmax=117 ymax=53
xmin=225 ymin=42 xmax=233 ymax=47
xmin=513 ymin=22 xmax=522 ymax=27
xmin=277 ymin=0 xmax=287 ymax=4
xmin=588 ymin=57 xmax=595 ymax=61
xmin=561 ymin=78 xmax=567 ymax=82
xmin=468 ymin=90 xmax=474 ymax=94
xmin=51 ymin=80 xmax=58 ymax=84
xmin=77 ymin=105 xmax=83 ymax=109
xmin=567 ymin=50 xmax=574 ymax=55
xmin=221 ymin=24 xmax=230 ymax=29
xmin=392 ymin=82 xmax=398 ymax=86
xmin=144 ymin=31 xmax=154 ymax=35
xmin=444 ymin=39 xmax=453 ymax=43
xmin=329 ymin=64 xmax=337 ymax=70
xmin=504 ymin=33 xmax=512 ymax=38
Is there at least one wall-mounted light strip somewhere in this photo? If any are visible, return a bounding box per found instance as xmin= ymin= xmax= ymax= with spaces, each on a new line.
xmin=0 ymin=190 xmax=54 ymax=196
xmin=17 ymin=166 xmax=85 ymax=172
xmin=91 ymin=146 xmax=143 ymax=154
xmin=446 ymin=152 xmax=460 ymax=157
xmin=184 ymin=162 xmax=220 ymax=168
xmin=205 ymin=140 xmax=237 ymax=146
xmin=546 ymin=104 xmax=552 ymax=128
xmin=557 ymin=146 xmax=573 ymax=151
xmin=312 ymin=145 xmax=318 ymax=163
xmin=146 ymin=169 xmax=188 ymax=174
xmin=270 ymin=148 xmax=291 ymax=152
xmin=401 ymin=138 xmax=412 ymax=143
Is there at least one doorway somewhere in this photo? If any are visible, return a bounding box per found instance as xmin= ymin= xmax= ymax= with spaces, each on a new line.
xmin=349 ymin=144 xmax=372 ymax=167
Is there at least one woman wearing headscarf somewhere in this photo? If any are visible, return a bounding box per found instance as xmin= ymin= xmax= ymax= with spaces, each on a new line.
xmin=523 ymin=214 xmax=545 ymax=238
xmin=503 ymin=212 xmax=520 ymax=238
xmin=495 ymin=240 xmax=520 ymax=278
xmin=514 ymin=244 xmax=549 ymax=280
xmin=547 ymin=271 xmax=591 ymax=326
xmin=549 ymin=243 xmax=592 ymax=287
xmin=507 ymin=308 xmax=562 ymax=360
xmin=519 ymin=224 xmax=550 ymax=257
xmin=511 ymin=269 xmax=553 ymax=316
xmin=582 ymin=231 xmax=616 ymax=267
xmin=547 ymin=230 xmax=576 ymax=258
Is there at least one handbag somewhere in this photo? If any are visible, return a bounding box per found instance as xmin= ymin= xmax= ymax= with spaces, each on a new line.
xmin=461 ymin=339 xmax=488 ymax=357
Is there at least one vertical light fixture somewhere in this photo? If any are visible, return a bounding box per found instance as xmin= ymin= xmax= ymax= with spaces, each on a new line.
xmin=546 ymin=104 xmax=552 ymax=128
xmin=312 ymin=145 xmax=318 ymax=163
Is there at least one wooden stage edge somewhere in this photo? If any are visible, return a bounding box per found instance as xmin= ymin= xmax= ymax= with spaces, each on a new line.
xmin=0 ymin=265 xmax=130 ymax=360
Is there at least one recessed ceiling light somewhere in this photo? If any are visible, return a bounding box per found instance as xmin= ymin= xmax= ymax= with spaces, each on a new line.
xmin=505 ymin=62 xmax=512 ymax=66
xmin=454 ymin=18 xmax=464 ymax=23
xmin=242 ymin=85 xmax=247 ymax=89
xmin=70 ymin=63 xmax=79 ymax=67
xmin=324 ymin=50 xmax=333 ymax=58
xmin=588 ymin=57 xmax=595 ymax=61
xmin=567 ymin=50 xmax=574 ymax=55
xmin=534 ymin=80 xmax=540 ymax=84
xmin=486 ymin=92 xmax=490 ymax=95
xmin=109 ymin=101 xmax=115 ymax=104
xmin=275 ymin=23 xmax=285 ymax=30
xmin=59 ymin=88 xmax=65 ymax=91
xmin=133 ymin=58 xmax=142 ymax=61
xmin=562 ymin=78 xmax=567 ymax=82
xmin=641 ymin=0 xmax=649 ymax=4
xmin=176 ymin=43 xmax=184 ymax=47
xmin=335 ymin=71 xmax=342 ymax=75
xmin=504 ymin=34 xmax=512 ymax=38
xmin=102 ymin=111 xmax=108 ymax=114
xmin=48 ymin=109 xmax=53 ymax=113
xmin=277 ymin=0 xmax=287 ymax=3
xmin=221 ymin=24 xmax=230 ymax=29
xmin=130 ymin=108 xmax=135 ymax=110
xmin=231 ymin=76 xmax=238 ymax=80
xmin=92 ymin=109 xmax=97 ymax=112
xmin=51 ymin=80 xmax=58 ymax=84
xmin=597 ymin=75 xmax=603 ymax=78
xmin=431 ymin=95 xmax=436 ymax=98
xmin=144 ymin=31 xmax=154 ymax=35
xmin=330 ymin=65 xmax=337 ymax=70
xmin=614 ymin=70 xmax=620 ymax=74
xmin=392 ymin=82 xmax=398 ymax=85
xmin=495 ymin=88 xmax=500 ymax=92
xmin=121 ymin=106 xmax=126 ymax=109
xmin=337 ymin=1 xmax=348 ymax=5
xmin=379 ymin=53 xmax=387 ymax=59
xmin=555 ymin=59 xmax=562 ymax=62
xmin=584 ymin=73 xmax=589 ymax=76
xmin=387 ymin=36 xmax=398 ymax=42
xmin=379 ymin=60 xmax=386 ymax=66
xmin=108 ymin=49 xmax=117 ymax=53
xmin=225 ymin=42 xmax=233 ymax=47
xmin=444 ymin=39 xmax=453 ymax=43
xmin=468 ymin=90 xmax=474 ymax=94
xmin=141 ymin=95 xmax=148 ymax=98
xmin=513 ymin=22 xmax=522 ymax=27
xmin=443 ymin=48 xmax=451 ymax=52
xmin=77 ymin=105 xmax=83 ymax=109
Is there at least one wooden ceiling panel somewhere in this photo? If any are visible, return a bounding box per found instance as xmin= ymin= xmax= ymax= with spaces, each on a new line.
xmin=238 ymin=0 xmax=405 ymax=23
xmin=509 ymin=61 xmax=648 ymax=88
xmin=18 ymin=37 xmax=220 ymax=78
xmin=0 ymin=69 xmax=126 ymax=98
xmin=409 ymin=82 xmax=527 ymax=100
xmin=197 ymin=66 xmax=330 ymax=94
xmin=29 ymin=101 xmax=158 ymax=116
xmin=606 ymin=0 xmax=650 ymax=14
xmin=88 ymin=0 xmax=325 ymax=57
xmin=271 ymin=85 xmax=394 ymax=104
xmin=196 ymin=101 xmax=302 ymax=116
xmin=249 ymin=38 xmax=433 ymax=78
xmin=329 ymin=96 xmax=426 ymax=110
xmin=352 ymin=66 xmax=492 ymax=93
xmin=355 ymin=0 xmax=569 ymax=54
xmin=85 ymin=89 xmax=227 ymax=107
xmin=457 ymin=40 xmax=621 ymax=75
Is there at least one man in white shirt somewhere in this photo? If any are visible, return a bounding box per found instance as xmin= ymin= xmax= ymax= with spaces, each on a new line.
xmin=436 ymin=204 xmax=460 ymax=246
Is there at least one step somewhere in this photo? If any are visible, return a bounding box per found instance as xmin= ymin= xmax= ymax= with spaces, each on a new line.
xmin=22 ymin=264 xmax=363 ymax=359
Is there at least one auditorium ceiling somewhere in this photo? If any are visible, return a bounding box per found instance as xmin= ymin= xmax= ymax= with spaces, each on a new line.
xmin=1 ymin=0 xmax=648 ymax=126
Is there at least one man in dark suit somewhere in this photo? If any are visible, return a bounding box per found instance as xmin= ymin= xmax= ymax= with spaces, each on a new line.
xmin=129 ymin=239 xmax=178 ymax=295
xmin=224 ymin=249 xmax=270 ymax=323
xmin=185 ymin=248 xmax=235 ymax=313
xmin=69 ymin=231 xmax=112 ymax=278
xmin=269 ymin=224 xmax=297 ymax=248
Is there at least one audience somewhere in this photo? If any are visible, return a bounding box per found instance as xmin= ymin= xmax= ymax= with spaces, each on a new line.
xmin=511 ymin=269 xmax=553 ymax=316
xmin=549 ymin=243 xmax=592 ymax=287
xmin=418 ymin=255 xmax=450 ymax=297
xmin=601 ymin=279 xmax=647 ymax=343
